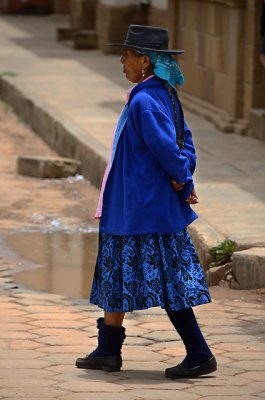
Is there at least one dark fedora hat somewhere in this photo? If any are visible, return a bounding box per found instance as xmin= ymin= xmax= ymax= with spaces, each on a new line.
xmin=109 ymin=24 xmax=184 ymax=54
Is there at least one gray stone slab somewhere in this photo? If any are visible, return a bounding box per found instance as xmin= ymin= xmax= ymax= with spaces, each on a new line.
xmin=17 ymin=156 xmax=81 ymax=179
xmin=232 ymin=248 xmax=265 ymax=289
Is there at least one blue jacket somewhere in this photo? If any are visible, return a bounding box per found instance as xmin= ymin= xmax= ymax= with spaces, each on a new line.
xmin=100 ymin=76 xmax=198 ymax=235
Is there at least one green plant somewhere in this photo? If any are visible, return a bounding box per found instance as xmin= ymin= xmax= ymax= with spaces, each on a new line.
xmin=208 ymin=239 xmax=235 ymax=268
xmin=0 ymin=72 xmax=17 ymax=77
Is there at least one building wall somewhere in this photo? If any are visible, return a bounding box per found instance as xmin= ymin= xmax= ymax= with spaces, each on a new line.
xmin=168 ymin=0 xmax=265 ymax=132
xmin=96 ymin=0 xmax=148 ymax=53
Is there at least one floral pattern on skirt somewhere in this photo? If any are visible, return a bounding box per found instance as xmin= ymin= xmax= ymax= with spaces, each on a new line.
xmin=89 ymin=229 xmax=211 ymax=312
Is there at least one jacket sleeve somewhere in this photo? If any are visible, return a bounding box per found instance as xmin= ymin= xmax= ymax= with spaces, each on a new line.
xmin=181 ymin=120 xmax=196 ymax=176
xmin=139 ymin=109 xmax=194 ymax=199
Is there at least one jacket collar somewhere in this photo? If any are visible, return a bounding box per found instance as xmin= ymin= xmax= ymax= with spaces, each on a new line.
xmin=127 ymin=76 xmax=164 ymax=105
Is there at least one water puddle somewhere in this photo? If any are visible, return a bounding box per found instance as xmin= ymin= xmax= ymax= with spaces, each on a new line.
xmin=6 ymin=232 xmax=98 ymax=299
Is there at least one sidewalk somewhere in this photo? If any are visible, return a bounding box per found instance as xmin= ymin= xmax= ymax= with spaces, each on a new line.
xmin=0 ymin=16 xmax=264 ymax=265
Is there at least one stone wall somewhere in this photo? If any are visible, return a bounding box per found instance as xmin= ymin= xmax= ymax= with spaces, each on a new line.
xmin=96 ymin=1 xmax=148 ymax=53
xmin=70 ymin=0 xmax=97 ymax=30
xmin=148 ymin=0 xmax=168 ymax=27
xmin=167 ymin=0 xmax=265 ymax=134
xmin=148 ymin=6 xmax=168 ymax=27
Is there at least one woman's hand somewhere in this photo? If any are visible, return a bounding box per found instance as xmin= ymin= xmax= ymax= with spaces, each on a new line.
xmin=185 ymin=188 xmax=199 ymax=204
xmin=171 ymin=180 xmax=199 ymax=204
xmin=171 ymin=179 xmax=185 ymax=192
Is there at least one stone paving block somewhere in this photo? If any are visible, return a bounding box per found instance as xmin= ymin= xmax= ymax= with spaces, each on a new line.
xmin=159 ymin=347 xmax=186 ymax=357
xmin=211 ymin=365 xmax=243 ymax=376
xmin=0 ymin=308 xmax=27 ymax=317
xmin=58 ymin=393 xmax=137 ymax=400
xmin=229 ymin=360 xmax=265 ymax=371
xmin=238 ymin=371 xmax=265 ymax=381
xmin=217 ymin=343 xmax=265 ymax=352
xmin=0 ymin=368 xmax=54 ymax=379
xmin=42 ymin=353 xmax=77 ymax=365
xmin=203 ymin=325 xmax=244 ymax=334
xmin=0 ymin=387 xmax=67 ymax=398
xmin=122 ymin=346 xmax=169 ymax=362
xmin=42 ymin=345 xmax=91 ymax=354
xmin=117 ymin=361 xmax=168 ymax=372
xmin=229 ymin=302 xmax=265 ymax=309
xmin=143 ymin=331 xmax=179 ymax=342
xmin=0 ymin=301 xmax=22 ymax=309
xmin=247 ymin=382 xmax=265 ymax=392
xmin=126 ymin=326 xmax=149 ymax=336
xmin=126 ymin=336 xmax=154 ymax=346
xmin=0 ymin=349 xmax=46 ymax=359
xmin=26 ymin=312 xmax=82 ymax=320
xmin=21 ymin=305 xmax=76 ymax=313
xmin=198 ymin=317 xmax=244 ymax=327
xmin=198 ymin=397 xmax=262 ymax=400
xmin=138 ymin=321 xmax=175 ymax=331
xmin=237 ymin=308 xmax=265 ymax=316
xmin=148 ymin=341 xmax=182 ymax=351
xmin=119 ymin=378 xmax=191 ymax=390
xmin=0 ymin=378 xmax=57 ymax=388
xmin=28 ymin=327 xmax=83 ymax=336
xmin=0 ymin=359 xmax=53 ymax=369
xmin=123 ymin=318 xmax=143 ymax=326
xmin=0 ymin=330 xmax=39 ymax=339
xmin=52 ymin=368 xmax=123 ymax=383
xmin=190 ymin=376 xmax=252 ymax=387
xmin=127 ymin=389 xmax=198 ymax=400
xmin=28 ymin=319 xmax=86 ymax=329
xmin=186 ymin=385 xmax=260 ymax=396
xmin=0 ymin=316 xmax=30 ymax=323
xmin=56 ymin=380 xmax=126 ymax=393
xmin=9 ymin=340 xmax=44 ymax=350
xmin=0 ymin=323 xmax=29 ymax=331
xmin=208 ymin=334 xmax=257 ymax=343
xmin=0 ymin=340 xmax=8 ymax=349
xmin=227 ymin=351 xmax=265 ymax=360
xmin=36 ymin=334 xmax=91 ymax=346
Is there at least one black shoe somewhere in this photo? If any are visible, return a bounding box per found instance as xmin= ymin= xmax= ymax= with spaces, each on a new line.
xmin=75 ymin=354 xmax=122 ymax=372
xmin=165 ymin=356 xmax=217 ymax=379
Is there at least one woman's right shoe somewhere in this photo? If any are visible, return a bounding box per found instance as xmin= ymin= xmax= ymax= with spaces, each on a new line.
xmin=75 ymin=354 xmax=122 ymax=372
xmin=165 ymin=356 xmax=217 ymax=379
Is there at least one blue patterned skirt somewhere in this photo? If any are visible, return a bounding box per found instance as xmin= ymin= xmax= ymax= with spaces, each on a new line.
xmin=89 ymin=229 xmax=211 ymax=312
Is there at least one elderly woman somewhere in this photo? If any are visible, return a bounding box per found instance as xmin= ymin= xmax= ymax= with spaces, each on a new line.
xmin=76 ymin=25 xmax=217 ymax=379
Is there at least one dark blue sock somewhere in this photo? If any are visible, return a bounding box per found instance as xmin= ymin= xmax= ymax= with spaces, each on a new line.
xmin=90 ymin=318 xmax=126 ymax=358
xmin=166 ymin=308 xmax=212 ymax=368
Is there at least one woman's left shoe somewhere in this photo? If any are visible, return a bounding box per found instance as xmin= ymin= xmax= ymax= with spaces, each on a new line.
xmin=75 ymin=318 xmax=126 ymax=372
xmin=165 ymin=356 xmax=217 ymax=379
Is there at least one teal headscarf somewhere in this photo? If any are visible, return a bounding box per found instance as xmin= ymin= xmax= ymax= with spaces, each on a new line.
xmin=137 ymin=50 xmax=184 ymax=90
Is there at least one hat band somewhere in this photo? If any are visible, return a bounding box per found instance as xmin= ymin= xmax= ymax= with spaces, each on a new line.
xmin=124 ymin=39 xmax=167 ymax=51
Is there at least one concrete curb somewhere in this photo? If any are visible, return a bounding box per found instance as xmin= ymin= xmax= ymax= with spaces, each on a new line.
xmin=0 ymin=76 xmax=108 ymax=189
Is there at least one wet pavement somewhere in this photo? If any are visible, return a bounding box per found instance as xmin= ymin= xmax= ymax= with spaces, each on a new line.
xmin=1 ymin=100 xmax=265 ymax=399
xmin=7 ymin=231 xmax=98 ymax=298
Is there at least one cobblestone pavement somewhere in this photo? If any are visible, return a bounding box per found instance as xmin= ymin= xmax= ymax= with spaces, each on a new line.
xmin=1 ymin=101 xmax=265 ymax=400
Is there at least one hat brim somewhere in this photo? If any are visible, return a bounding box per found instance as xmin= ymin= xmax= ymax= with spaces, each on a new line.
xmin=108 ymin=43 xmax=184 ymax=54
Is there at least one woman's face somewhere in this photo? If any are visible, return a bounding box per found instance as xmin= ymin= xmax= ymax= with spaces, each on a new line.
xmin=120 ymin=49 xmax=151 ymax=83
